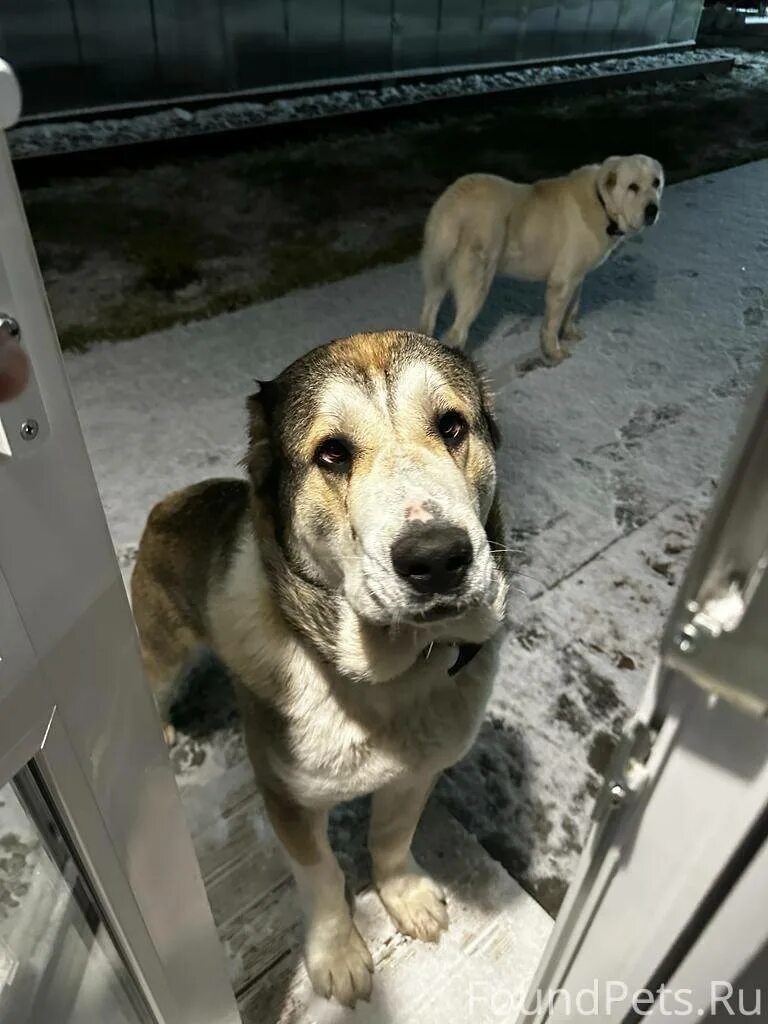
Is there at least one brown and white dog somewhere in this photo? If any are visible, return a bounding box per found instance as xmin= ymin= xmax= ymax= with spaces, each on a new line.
xmin=419 ymin=154 xmax=664 ymax=363
xmin=131 ymin=330 xmax=509 ymax=1006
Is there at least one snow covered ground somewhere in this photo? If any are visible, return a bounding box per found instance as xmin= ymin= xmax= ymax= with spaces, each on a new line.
xmin=64 ymin=159 xmax=767 ymax=915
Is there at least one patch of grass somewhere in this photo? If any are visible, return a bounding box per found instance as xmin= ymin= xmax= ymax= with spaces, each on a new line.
xmin=57 ymin=223 xmax=422 ymax=350
xmin=26 ymin=192 xmax=219 ymax=296
xmin=25 ymin=195 xmax=143 ymax=248
xmin=132 ymin=230 xmax=202 ymax=293
xmin=264 ymin=221 xmax=422 ymax=295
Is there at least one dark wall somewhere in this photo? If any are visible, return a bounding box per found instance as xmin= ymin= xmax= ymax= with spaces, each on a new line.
xmin=1 ymin=0 xmax=704 ymax=119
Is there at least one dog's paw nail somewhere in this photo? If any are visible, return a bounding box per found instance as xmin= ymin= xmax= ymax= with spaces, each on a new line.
xmin=378 ymin=873 xmax=449 ymax=943
xmin=306 ymin=924 xmax=373 ymax=1006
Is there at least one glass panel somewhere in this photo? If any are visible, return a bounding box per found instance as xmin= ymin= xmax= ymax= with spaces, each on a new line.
xmin=519 ymin=0 xmax=559 ymax=60
xmin=392 ymin=0 xmax=440 ymax=72
xmin=645 ymin=0 xmax=677 ymax=42
xmin=343 ymin=0 xmax=393 ymax=77
xmin=0 ymin=767 xmax=153 ymax=1024
xmin=553 ymin=0 xmax=592 ymax=57
xmin=437 ymin=0 xmax=483 ymax=67
xmin=668 ymin=0 xmax=703 ymax=43
xmin=288 ymin=0 xmax=344 ymax=83
xmin=613 ymin=0 xmax=655 ymax=49
xmin=223 ymin=0 xmax=289 ymax=90
xmin=584 ymin=0 xmax=622 ymax=53
xmin=478 ymin=0 xmax=526 ymax=64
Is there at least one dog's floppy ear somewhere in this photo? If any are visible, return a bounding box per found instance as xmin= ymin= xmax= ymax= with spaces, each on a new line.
xmin=243 ymin=380 xmax=276 ymax=488
xmin=596 ymin=156 xmax=623 ymax=222
xmin=597 ymin=156 xmax=620 ymax=196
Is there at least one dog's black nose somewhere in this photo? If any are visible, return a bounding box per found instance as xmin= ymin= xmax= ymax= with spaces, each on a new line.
xmin=391 ymin=524 xmax=473 ymax=595
xmin=645 ymin=202 xmax=659 ymax=225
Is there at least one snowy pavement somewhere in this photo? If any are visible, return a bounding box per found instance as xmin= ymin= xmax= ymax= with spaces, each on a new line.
xmin=65 ymin=159 xmax=767 ymax=912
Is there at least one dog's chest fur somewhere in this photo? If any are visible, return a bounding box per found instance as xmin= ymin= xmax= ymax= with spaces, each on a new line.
xmin=207 ymin=531 xmax=496 ymax=807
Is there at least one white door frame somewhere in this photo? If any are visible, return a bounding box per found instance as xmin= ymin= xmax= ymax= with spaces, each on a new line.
xmin=519 ymin=354 xmax=768 ymax=1022
xmin=0 ymin=59 xmax=240 ymax=1024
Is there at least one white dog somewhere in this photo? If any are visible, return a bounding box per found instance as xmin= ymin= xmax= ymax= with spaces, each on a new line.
xmin=419 ymin=155 xmax=664 ymax=363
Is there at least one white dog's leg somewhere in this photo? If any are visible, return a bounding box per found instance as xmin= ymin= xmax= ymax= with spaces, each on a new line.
xmin=561 ymin=282 xmax=585 ymax=343
xmin=369 ymin=774 xmax=448 ymax=942
xmin=541 ymin=274 xmax=580 ymax=363
xmin=264 ymin=793 xmax=373 ymax=1006
xmin=419 ymin=258 xmax=448 ymax=338
xmin=443 ymin=243 xmax=496 ymax=349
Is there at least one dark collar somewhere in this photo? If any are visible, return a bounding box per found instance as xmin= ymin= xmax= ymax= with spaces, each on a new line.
xmin=448 ymin=642 xmax=483 ymax=677
xmin=595 ymin=186 xmax=623 ymax=238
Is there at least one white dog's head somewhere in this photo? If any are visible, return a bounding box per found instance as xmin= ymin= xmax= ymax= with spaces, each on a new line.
xmin=597 ymin=155 xmax=664 ymax=235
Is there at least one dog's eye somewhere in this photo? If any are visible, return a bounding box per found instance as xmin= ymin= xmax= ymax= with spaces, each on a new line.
xmin=628 ymin=183 xmax=640 ymax=194
xmin=314 ymin=438 xmax=352 ymax=470
xmin=653 ymin=177 xmax=661 ymax=189
xmin=437 ymin=411 xmax=468 ymax=447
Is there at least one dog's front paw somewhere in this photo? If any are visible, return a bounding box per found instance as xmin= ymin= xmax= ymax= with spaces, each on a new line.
xmin=561 ymin=324 xmax=585 ymax=343
xmin=544 ymin=347 xmax=570 ymax=366
xmin=377 ymin=872 xmax=449 ymax=942
xmin=540 ymin=333 xmax=570 ymax=365
xmin=305 ymin=921 xmax=373 ymax=1006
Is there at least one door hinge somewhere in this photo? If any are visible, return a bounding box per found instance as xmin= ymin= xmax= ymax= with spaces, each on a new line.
xmin=592 ymin=719 xmax=654 ymax=825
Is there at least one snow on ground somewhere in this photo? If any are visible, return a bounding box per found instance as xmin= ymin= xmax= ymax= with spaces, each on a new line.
xmin=10 ymin=49 xmax=729 ymax=159
xmin=64 ymin=160 xmax=767 ymax=912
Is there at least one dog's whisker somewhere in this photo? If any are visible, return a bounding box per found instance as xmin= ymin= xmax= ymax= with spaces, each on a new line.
xmin=509 ymin=569 xmax=544 ymax=587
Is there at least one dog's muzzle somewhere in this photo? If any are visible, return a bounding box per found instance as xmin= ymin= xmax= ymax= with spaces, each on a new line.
xmin=644 ymin=202 xmax=659 ymax=226
xmin=391 ymin=522 xmax=473 ymax=596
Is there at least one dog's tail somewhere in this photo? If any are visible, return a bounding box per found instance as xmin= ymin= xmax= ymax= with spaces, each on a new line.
xmin=418 ymin=200 xmax=461 ymax=338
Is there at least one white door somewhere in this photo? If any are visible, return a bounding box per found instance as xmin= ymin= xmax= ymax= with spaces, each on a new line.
xmin=519 ymin=353 xmax=768 ymax=1022
xmin=0 ymin=60 xmax=240 ymax=1024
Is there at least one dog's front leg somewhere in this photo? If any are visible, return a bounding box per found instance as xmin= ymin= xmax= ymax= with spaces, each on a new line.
xmin=560 ymin=281 xmax=584 ymax=343
xmin=541 ymin=274 xmax=580 ymax=363
xmin=369 ymin=774 xmax=448 ymax=942
xmin=263 ymin=790 xmax=373 ymax=1006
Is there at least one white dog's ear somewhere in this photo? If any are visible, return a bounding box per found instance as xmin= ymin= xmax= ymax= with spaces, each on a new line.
xmin=597 ymin=157 xmax=622 ymax=218
xmin=597 ymin=157 xmax=621 ymax=196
